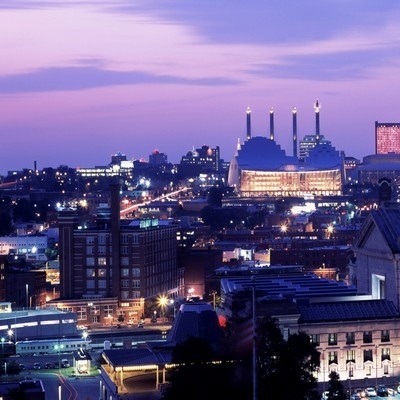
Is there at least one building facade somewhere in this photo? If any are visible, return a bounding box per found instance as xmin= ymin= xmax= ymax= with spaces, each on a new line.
xmin=375 ymin=121 xmax=400 ymax=155
xmin=56 ymin=184 xmax=179 ymax=325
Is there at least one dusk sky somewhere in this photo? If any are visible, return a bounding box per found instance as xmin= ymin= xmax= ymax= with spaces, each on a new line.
xmin=1 ymin=1 xmax=400 ymax=175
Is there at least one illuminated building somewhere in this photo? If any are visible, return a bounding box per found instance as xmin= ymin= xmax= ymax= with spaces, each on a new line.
xmin=56 ymin=184 xmax=178 ymax=326
xmin=228 ymin=102 xmax=344 ymax=197
xmin=375 ymin=121 xmax=400 ymax=154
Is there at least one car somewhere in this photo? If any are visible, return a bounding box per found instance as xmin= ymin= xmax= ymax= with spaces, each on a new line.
xmin=18 ymin=363 xmax=26 ymax=371
xmin=354 ymin=388 xmax=365 ymax=398
xmin=61 ymin=359 xmax=70 ymax=368
xmin=53 ymin=361 xmax=60 ymax=368
xmin=44 ymin=362 xmax=52 ymax=369
xmin=137 ymin=321 xmax=145 ymax=328
xmin=365 ymin=387 xmax=377 ymax=397
xmin=33 ymin=362 xmax=41 ymax=370
xmin=377 ymin=385 xmax=389 ymax=396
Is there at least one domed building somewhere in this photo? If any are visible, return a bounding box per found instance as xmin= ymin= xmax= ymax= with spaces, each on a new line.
xmin=228 ymin=102 xmax=344 ymax=197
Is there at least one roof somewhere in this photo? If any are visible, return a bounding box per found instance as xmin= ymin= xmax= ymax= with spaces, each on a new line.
xmin=166 ymin=301 xmax=223 ymax=345
xmin=298 ymin=299 xmax=400 ymax=323
xmin=221 ymin=273 xmax=358 ymax=300
xmin=354 ymin=204 xmax=400 ymax=253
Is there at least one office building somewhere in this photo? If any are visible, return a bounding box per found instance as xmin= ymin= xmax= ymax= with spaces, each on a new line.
xmin=375 ymin=121 xmax=400 ymax=154
xmin=55 ymin=184 xmax=179 ymax=325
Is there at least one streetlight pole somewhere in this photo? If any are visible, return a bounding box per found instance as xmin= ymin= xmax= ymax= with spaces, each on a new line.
xmin=375 ymin=345 xmax=378 ymax=387
xmin=25 ymin=284 xmax=29 ymax=309
xmin=251 ymin=279 xmax=257 ymax=400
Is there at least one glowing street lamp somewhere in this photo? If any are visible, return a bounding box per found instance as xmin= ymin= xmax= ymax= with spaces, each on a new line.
xmin=7 ymin=329 xmax=13 ymax=344
xmin=157 ymin=295 xmax=168 ymax=320
xmin=55 ymin=343 xmax=64 ymax=372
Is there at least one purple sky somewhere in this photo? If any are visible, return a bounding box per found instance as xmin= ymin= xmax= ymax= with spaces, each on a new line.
xmin=1 ymin=0 xmax=400 ymax=174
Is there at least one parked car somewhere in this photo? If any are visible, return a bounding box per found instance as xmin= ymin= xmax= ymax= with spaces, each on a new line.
xmin=365 ymin=387 xmax=377 ymax=397
xmin=353 ymin=388 xmax=366 ymax=398
xmin=18 ymin=364 xmax=26 ymax=371
xmin=44 ymin=362 xmax=52 ymax=369
xmin=61 ymin=359 xmax=70 ymax=368
xmin=377 ymin=385 xmax=389 ymax=396
xmin=33 ymin=363 xmax=41 ymax=370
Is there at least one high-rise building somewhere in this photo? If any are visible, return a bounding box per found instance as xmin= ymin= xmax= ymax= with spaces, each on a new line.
xmin=56 ymin=184 xmax=179 ymax=325
xmin=375 ymin=121 xmax=400 ymax=154
xmin=298 ymin=134 xmax=331 ymax=160
xmin=149 ymin=149 xmax=168 ymax=165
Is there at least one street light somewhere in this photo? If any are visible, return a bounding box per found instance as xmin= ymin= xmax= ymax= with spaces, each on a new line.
xmin=25 ymin=284 xmax=29 ymax=309
xmin=55 ymin=343 xmax=64 ymax=372
xmin=157 ymin=295 xmax=168 ymax=321
xmin=7 ymin=329 xmax=13 ymax=344
xmin=1 ymin=338 xmax=4 ymax=356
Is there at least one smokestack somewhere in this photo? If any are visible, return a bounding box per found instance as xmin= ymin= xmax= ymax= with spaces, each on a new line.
xmin=292 ymin=107 xmax=297 ymax=157
xmin=269 ymin=107 xmax=274 ymax=140
xmin=314 ymin=100 xmax=320 ymax=145
xmin=246 ymin=106 xmax=251 ymax=140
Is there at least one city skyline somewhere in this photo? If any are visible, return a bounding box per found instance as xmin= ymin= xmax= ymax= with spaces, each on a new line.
xmin=1 ymin=1 xmax=400 ymax=175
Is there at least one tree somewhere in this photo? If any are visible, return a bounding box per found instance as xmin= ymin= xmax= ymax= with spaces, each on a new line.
xmin=326 ymin=371 xmax=348 ymax=400
xmin=256 ymin=316 xmax=320 ymax=400
xmin=117 ymin=314 xmax=125 ymax=323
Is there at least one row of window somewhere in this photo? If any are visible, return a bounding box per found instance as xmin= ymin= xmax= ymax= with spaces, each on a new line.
xmin=310 ymin=330 xmax=390 ymax=346
xmin=327 ymin=348 xmax=390 ymax=365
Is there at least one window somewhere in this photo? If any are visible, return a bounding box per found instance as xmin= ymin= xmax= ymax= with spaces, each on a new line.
xmin=86 ymin=246 xmax=94 ymax=255
xmin=328 ymin=351 xmax=337 ymax=364
xmin=346 ymin=350 xmax=355 ymax=363
xmin=121 ymin=268 xmax=129 ymax=277
xmin=382 ymin=348 xmax=390 ymax=361
xmin=98 ymin=246 xmax=106 ymax=255
xmin=98 ymin=280 xmax=106 ymax=289
xmin=132 ymin=280 xmax=140 ymax=288
xmin=346 ymin=332 xmax=355 ymax=345
xmin=98 ymin=257 xmax=107 ymax=266
xmin=86 ymin=236 xmax=95 ymax=245
xmin=86 ymin=280 xmax=95 ymax=289
xmin=328 ymin=333 xmax=337 ymax=346
xmin=363 ymin=331 xmax=372 ymax=343
xmin=86 ymin=269 xmax=95 ymax=277
xmin=365 ymin=364 xmax=372 ymax=376
xmin=98 ymin=268 xmax=106 ymax=277
xmin=381 ymin=330 xmax=390 ymax=342
xmin=121 ymin=257 xmax=129 ymax=266
xmin=348 ymin=364 xmax=354 ymax=377
xmin=104 ymin=305 xmax=113 ymax=315
xmin=121 ymin=280 xmax=129 ymax=288
xmin=132 ymin=268 xmax=140 ymax=277
xmin=310 ymin=334 xmax=320 ymax=346
xmin=363 ymin=349 xmax=373 ymax=362
xmin=86 ymin=257 xmax=95 ymax=266
xmin=76 ymin=306 xmax=86 ymax=320
xmin=121 ymin=291 xmax=129 ymax=299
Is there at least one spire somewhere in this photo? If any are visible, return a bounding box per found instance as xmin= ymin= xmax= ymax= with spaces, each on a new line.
xmin=292 ymin=107 xmax=297 ymax=157
xmin=269 ymin=107 xmax=274 ymax=140
xmin=314 ymin=100 xmax=321 ymax=145
xmin=246 ymin=106 xmax=251 ymax=140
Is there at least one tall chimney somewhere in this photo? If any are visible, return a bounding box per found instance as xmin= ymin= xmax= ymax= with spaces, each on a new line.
xmin=246 ymin=106 xmax=251 ymax=140
xmin=292 ymin=107 xmax=297 ymax=157
xmin=314 ymin=100 xmax=321 ymax=145
xmin=269 ymin=107 xmax=274 ymax=140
